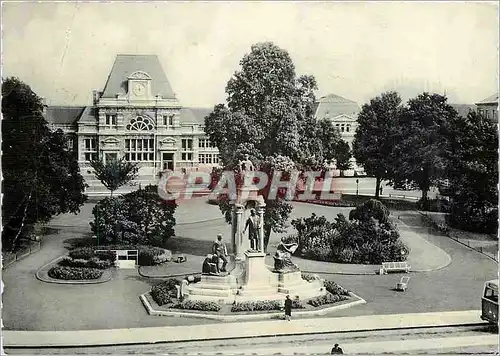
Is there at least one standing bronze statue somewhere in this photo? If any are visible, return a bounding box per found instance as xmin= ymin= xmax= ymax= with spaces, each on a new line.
xmin=243 ymin=208 xmax=261 ymax=251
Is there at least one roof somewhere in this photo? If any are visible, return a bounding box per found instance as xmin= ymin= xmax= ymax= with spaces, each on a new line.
xmin=45 ymin=106 xmax=86 ymax=125
xmin=101 ymin=55 xmax=176 ymax=99
xmin=476 ymin=93 xmax=499 ymax=105
xmin=181 ymin=107 xmax=212 ymax=125
xmin=450 ymin=104 xmax=476 ymax=118
xmin=314 ymin=94 xmax=360 ymax=119
xmin=77 ymin=106 xmax=98 ymax=124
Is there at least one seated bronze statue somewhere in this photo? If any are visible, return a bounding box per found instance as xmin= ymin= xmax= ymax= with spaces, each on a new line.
xmin=273 ymin=239 xmax=300 ymax=272
xmin=202 ymin=254 xmax=219 ymax=275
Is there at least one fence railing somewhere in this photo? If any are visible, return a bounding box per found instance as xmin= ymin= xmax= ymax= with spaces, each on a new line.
xmin=419 ymin=212 xmax=498 ymax=262
xmin=2 ymin=241 xmax=42 ymax=269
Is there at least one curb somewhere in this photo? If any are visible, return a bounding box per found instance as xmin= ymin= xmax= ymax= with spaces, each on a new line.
xmin=140 ymin=292 xmax=366 ymax=321
xmin=35 ymin=256 xmax=114 ymax=285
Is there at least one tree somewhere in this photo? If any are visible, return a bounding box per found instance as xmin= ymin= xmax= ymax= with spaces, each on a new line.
xmin=205 ymin=42 xmax=342 ymax=252
xmin=90 ymin=157 xmax=138 ymax=196
xmin=443 ymin=110 xmax=498 ymax=233
xmin=2 ymin=77 xmax=87 ymax=250
xmin=90 ymin=186 xmax=177 ymax=245
xmin=334 ymin=140 xmax=352 ymax=172
xmin=353 ymin=91 xmax=402 ymax=197
xmin=392 ymin=93 xmax=457 ymax=200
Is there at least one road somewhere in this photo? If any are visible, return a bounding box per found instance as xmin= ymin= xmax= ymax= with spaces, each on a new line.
xmin=5 ymin=325 xmax=497 ymax=354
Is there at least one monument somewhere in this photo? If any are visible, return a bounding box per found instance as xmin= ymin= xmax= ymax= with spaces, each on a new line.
xmin=186 ymin=154 xmax=325 ymax=304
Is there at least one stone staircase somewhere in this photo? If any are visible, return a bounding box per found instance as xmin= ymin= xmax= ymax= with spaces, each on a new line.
xmin=187 ymin=275 xmax=238 ymax=304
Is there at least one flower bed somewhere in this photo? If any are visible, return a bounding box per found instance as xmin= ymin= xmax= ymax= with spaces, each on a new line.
xmin=170 ymin=300 xmax=220 ymax=312
xmin=48 ymin=266 xmax=103 ymax=280
xmin=231 ymin=299 xmax=304 ymax=312
xmin=308 ymin=293 xmax=348 ymax=307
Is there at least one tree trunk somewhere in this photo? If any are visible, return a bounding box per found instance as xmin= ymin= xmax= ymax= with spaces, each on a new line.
xmin=375 ymin=176 xmax=381 ymax=198
xmin=263 ymin=226 xmax=272 ymax=254
xmin=422 ymin=189 xmax=428 ymax=201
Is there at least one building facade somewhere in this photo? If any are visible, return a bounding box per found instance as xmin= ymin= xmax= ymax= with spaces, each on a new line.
xmin=44 ymin=55 xmax=367 ymax=193
xmin=45 ymin=55 xmax=218 ymax=194
xmin=476 ymin=93 xmax=498 ymax=123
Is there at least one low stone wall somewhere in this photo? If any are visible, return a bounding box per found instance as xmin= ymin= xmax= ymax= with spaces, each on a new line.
xmin=2 ymin=241 xmax=42 ymax=269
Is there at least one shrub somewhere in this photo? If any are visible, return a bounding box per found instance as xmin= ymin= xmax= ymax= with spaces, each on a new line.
xmin=58 ymin=257 xmax=112 ymax=270
xmin=86 ymin=257 xmax=112 ymax=269
xmin=307 ymin=293 xmax=348 ymax=307
xmin=68 ymin=247 xmax=95 ymax=260
xmin=417 ymin=198 xmax=450 ymax=213
xmin=171 ymin=300 xmax=220 ymax=312
xmin=151 ymin=279 xmax=181 ymax=306
xmin=292 ymin=200 xmax=409 ymax=265
xmin=48 ymin=266 xmax=103 ymax=280
xmin=301 ymin=274 xmax=315 ymax=282
xmin=323 ymin=281 xmax=350 ymax=296
xmin=138 ymin=246 xmax=172 ymax=266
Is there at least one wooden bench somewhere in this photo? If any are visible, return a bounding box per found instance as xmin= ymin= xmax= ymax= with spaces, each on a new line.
xmin=380 ymin=261 xmax=411 ymax=274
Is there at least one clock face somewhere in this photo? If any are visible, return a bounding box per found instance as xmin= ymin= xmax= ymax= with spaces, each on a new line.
xmin=133 ymin=83 xmax=146 ymax=96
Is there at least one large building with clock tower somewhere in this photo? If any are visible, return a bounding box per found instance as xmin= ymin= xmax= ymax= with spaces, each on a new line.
xmin=44 ymin=54 xmax=219 ymax=195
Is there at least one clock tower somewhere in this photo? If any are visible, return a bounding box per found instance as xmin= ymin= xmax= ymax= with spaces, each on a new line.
xmin=127 ymin=71 xmax=152 ymax=100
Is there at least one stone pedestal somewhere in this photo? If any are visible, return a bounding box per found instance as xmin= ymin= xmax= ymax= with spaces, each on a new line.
xmin=271 ymin=271 xmax=326 ymax=300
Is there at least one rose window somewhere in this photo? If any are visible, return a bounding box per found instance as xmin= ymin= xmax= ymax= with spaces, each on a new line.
xmin=126 ymin=116 xmax=155 ymax=131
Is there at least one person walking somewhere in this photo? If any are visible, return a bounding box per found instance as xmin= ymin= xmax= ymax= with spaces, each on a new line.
xmin=331 ymin=343 xmax=343 ymax=354
xmin=284 ymin=295 xmax=292 ymax=321
xmin=211 ymin=234 xmax=228 ymax=273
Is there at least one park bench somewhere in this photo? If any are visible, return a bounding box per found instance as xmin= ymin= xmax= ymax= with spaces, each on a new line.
xmin=380 ymin=261 xmax=411 ymax=274
xmin=396 ymin=276 xmax=411 ymax=291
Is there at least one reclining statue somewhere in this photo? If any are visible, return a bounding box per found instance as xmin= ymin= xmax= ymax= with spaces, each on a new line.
xmin=273 ymin=238 xmax=300 ymax=272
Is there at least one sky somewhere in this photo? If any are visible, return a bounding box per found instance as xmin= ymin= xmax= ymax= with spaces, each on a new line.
xmin=2 ymin=1 xmax=498 ymax=108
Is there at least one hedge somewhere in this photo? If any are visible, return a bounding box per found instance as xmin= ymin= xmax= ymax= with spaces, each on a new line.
xmin=307 ymin=293 xmax=348 ymax=307
xmin=170 ymin=300 xmax=220 ymax=312
xmin=70 ymin=245 xmax=172 ymax=266
xmin=48 ymin=266 xmax=103 ymax=280
xmin=231 ymin=299 xmax=304 ymax=312
xmin=151 ymin=279 xmax=181 ymax=306
xmin=58 ymin=257 xmax=111 ymax=270
xmin=323 ymin=280 xmax=350 ymax=296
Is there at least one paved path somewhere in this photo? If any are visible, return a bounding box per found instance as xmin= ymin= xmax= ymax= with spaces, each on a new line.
xmin=2 ymin=310 xmax=486 ymax=347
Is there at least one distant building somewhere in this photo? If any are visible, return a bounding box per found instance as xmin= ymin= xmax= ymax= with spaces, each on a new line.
xmin=44 ymin=54 xmax=218 ymax=195
xmin=476 ymin=93 xmax=498 ymax=123
xmin=313 ymin=93 xmax=361 ymax=169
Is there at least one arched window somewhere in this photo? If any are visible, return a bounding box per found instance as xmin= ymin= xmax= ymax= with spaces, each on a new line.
xmin=126 ymin=116 xmax=154 ymax=131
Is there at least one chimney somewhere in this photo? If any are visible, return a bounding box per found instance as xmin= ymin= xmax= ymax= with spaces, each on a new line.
xmin=92 ymin=90 xmax=101 ymax=105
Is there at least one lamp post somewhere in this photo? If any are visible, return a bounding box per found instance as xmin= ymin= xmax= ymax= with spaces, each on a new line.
xmin=356 ymin=179 xmax=359 ymax=196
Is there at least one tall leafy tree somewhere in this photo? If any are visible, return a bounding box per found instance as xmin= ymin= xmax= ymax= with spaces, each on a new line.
xmin=205 ymin=42 xmax=341 ymax=252
xmin=443 ymin=110 xmax=498 ymax=233
xmin=2 ymin=77 xmax=87 ymax=250
xmin=334 ymin=140 xmax=352 ymax=172
xmin=90 ymin=157 xmax=138 ymax=196
xmin=353 ymin=91 xmax=402 ymax=197
xmin=392 ymin=93 xmax=457 ymax=200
